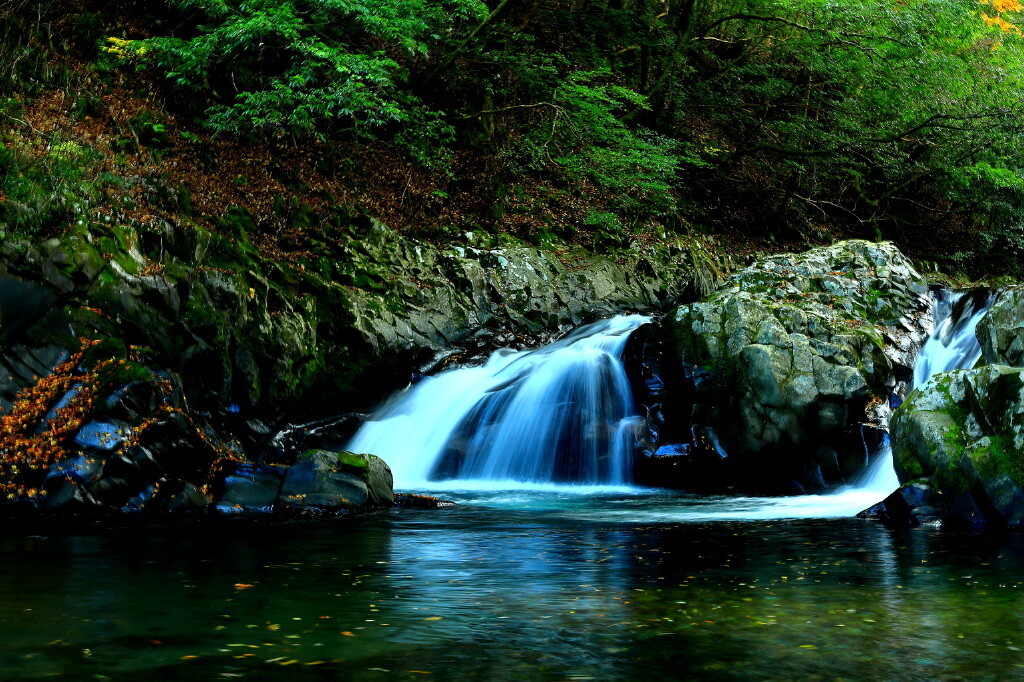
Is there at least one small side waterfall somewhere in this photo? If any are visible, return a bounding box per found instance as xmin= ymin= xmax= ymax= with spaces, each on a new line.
xmin=346 ymin=315 xmax=649 ymax=489
xmin=912 ymin=289 xmax=994 ymax=388
xmin=849 ymin=290 xmax=995 ymax=497
xmin=702 ymin=288 xmax=997 ymax=520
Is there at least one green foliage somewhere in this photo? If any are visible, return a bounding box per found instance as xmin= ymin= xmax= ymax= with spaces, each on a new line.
xmin=24 ymin=0 xmax=1024 ymax=262
xmin=550 ymin=72 xmax=684 ymax=214
xmin=133 ymin=0 xmax=485 ymax=164
xmin=0 ymin=136 xmax=101 ymax=235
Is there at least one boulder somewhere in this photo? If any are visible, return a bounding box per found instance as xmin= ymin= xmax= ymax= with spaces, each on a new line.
xmin=891 ymin=365 xmax=1024 ymax=527
xmin=977 ymin=287 xmax=1024 ymax=367
xmin=645 ymin=240 xmax=930 ymax=493
xmin=279 ymin=450 xmax=394 ymax=512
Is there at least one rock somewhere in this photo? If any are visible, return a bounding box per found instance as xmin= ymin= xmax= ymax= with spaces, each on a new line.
xmin=393 ymin=492 xmax=457 ymax=509
xmin=279 ymin=450 xmax=394 ymax=512
xmin=891 ymin=365 xmax=1024 ymax=526
xmin=218 ymin=464 xmax=286 ymax=512
xmin=649 ymin=240 xmax=930 ymax=493
xmin=978 ymin=287 xmax=1024 ymax=366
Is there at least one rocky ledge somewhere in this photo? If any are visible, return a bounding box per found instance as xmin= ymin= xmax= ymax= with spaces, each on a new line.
xmin=630 ymin=240 xmax=931 ymax=494
xmin=886 ymin=288 xmax=1024 ymax=527
xmin=0 ymin=214 xmax=712 ymax=524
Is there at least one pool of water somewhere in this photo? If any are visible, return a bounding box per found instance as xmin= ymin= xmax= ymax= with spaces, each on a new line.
xmin=3 ymin=492 xmax=1024 ymax=681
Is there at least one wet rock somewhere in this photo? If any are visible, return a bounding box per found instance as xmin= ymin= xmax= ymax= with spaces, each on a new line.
xmin=219 ymin=464 xmax=286 ymax=512
xmin=891 ymin=365 xmax=1024 ymax=527
xmin=393 ymin=493 xmax=456 ymax=509
xmin=653 ymin=240 xmax=930 ymax=492
xmin=279 ymin=450 xmax=394 ymax=512
xmin=978 ymin=287 xmax=1024 ymax=367
xmin=161 ymin=481 xmax=212 ymax=513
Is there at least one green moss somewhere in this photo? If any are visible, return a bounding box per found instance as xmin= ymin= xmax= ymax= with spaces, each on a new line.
xmin=936 ymin=461 xmax=974 ymax=493
xmin=985 ymin=433 xmax=1024 ymax=486
xmin=895 ymin=445 xmax=925 ymax=479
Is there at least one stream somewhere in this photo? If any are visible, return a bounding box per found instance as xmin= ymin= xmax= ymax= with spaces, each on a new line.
xmin=0 ymin=291 xmax=1012 ymax=680
xmin=3 ymin=507 xmax=1024 ymax=680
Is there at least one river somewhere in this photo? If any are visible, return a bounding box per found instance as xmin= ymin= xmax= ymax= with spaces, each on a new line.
xmin=1 ymin=293 xmax=1011 ymax=680
xmin=2 ymin=497 xmax=1024 ymax=681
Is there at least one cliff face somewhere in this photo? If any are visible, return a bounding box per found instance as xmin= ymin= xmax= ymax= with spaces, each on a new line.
xmin=0 ymin=215 xmax=717 ymax=518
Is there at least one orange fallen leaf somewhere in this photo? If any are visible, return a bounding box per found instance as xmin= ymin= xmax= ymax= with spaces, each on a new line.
xmin=234 ymin=583 xmax=254 ymax=590
xmin=341 ymin=631 xmax=356 ymax=637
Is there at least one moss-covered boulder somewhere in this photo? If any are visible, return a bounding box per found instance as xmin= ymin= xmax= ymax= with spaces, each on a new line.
xmin=279 ymin=450 xmax=393 ymax=512
xmin=891 ymin=365 xmax=1024 ymax=527
xmin=218 ymin=450 xmax=393 ymax=515
xmin=647 ymin=240 xmax=930 ymax=493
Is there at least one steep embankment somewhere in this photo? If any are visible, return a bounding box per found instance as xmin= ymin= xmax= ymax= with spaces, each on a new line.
xmin=0 ymin=212 xmax=718 ymax=518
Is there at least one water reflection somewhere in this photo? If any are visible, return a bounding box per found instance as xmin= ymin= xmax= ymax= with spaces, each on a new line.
xmin=1 ymin=508 xmax=1024 ymax=680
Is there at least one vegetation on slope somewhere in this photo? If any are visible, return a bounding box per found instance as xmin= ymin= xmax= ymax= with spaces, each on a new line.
xmin=1 ymin=0 xmax=1024 ymax=276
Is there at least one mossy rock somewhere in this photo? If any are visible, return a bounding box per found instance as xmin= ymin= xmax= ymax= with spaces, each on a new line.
xmin=892 ymin=365 xmax=1024 ymax=526
xmin=655 ymin=240 xmax=930 ymax=492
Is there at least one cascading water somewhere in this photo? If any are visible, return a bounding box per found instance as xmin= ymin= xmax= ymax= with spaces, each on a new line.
xmin=912 ymin=289 xmax=994 ymax=388
xmin=680 ymin=288 xmax=996 ymax=520
xmin=346 ymin=314 xmax=648 ymax=489
xmin=348 ymin=291 xmax=995 ymax=519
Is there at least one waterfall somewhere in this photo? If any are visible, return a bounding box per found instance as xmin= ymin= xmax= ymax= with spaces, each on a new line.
xmin=852 ymin=289 xmax=996 ymax=494
xmin=690 ymin=288 xmax=996 ymax=520
xmin=912 ymin=289 xmax=994 ymax=388
xmin=346 ymin=315 xmax=649 ymax=489
xmin=348 ymin=290 xmax=994 ymax=514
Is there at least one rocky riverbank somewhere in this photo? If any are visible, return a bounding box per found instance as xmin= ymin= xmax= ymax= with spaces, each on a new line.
xmin=0 ymin=215 xmax=719 ymax=520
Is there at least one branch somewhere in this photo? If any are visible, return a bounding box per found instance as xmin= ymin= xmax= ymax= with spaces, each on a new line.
xmin=432 ymin=0 xmax=526 ymax=77
xmin=458 ymin=102 xmax=563 ymax=120
xmin=698 ymin=14 xmax=912 ymax=47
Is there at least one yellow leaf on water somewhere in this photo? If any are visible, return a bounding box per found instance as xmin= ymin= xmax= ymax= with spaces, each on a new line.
xmin=422 ymin=616 xmax=443 ymax=621
xmin=799 ymin=645 xmax=818 ymax=649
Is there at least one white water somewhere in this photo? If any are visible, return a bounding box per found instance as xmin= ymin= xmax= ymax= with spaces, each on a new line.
xmin=347 ymin=314 xmax=649 ymax=489
xmin=686 ymin=288 xmax=995 ymax=520
xmin=349 ymin=292 xmax=994 ymax=519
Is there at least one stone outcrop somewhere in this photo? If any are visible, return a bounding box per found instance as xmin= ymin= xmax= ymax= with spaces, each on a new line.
xmin=977 ymin=287 xmax=1024 ymax=367
xmin=636 ymin=240 xmax=930 ymax=493
xmin=0 ymin=215 xmax=714 ymax=521
xmin=891 ymin=365 xmax=1024 ymax=527
xmin=888 ymin=288 xmax=1024 ymax=527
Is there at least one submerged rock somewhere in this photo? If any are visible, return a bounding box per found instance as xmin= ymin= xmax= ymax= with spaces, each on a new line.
xmin=645 ymin=240 xmax=930 ymax=493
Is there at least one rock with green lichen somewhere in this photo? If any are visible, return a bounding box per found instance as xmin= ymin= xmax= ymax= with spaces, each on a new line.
xmin=655 ymin=240 xmax=930 ymax=493
xmin=279 ymin=449 xmax=393 ymax=512
xmin=221 ymin=450 xmax=394 ymax=514
xmin=891 ymin=365 xmax=1024 ymax=527
xmin=977 ymin=287 xmax=1024 ymax=367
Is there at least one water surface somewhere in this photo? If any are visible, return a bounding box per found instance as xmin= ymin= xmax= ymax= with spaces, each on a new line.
xmin=3 ymin=495 xmax=1024 ymax=681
